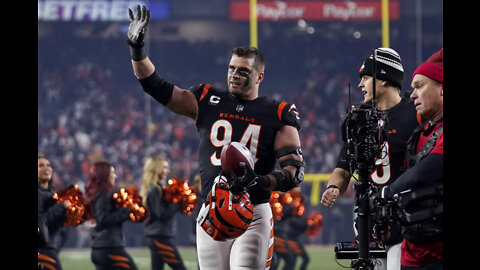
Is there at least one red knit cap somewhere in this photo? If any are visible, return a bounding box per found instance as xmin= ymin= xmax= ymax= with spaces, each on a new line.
xmin=412 ymin=48 xmax=443 ymax=83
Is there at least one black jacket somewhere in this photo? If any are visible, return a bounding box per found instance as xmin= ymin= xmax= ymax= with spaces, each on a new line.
xmin=38 ymin=184 xmax=66 ymax=251
xmin=143 ymin=183 xmax=180 ymax=238
xmin=274 ymin=203 xmax=293 ymax=238
xmin=287 ymin=215 xmax=308 ymax=240
xmin=90 ymin=189 xmax=130 ymax=248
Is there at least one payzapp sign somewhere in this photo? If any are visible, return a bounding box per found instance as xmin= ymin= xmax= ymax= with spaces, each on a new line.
xmin=230 ymin=1 xmax=399 ymax=21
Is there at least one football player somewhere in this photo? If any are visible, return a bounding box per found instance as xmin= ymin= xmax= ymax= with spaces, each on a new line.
xmin=126 ymin=5 xmax=305 ymax=270
xmin=321 ymin=48 xmax=423 ymax=270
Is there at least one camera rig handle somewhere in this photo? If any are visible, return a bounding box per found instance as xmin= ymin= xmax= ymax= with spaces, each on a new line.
xmin=340 ymin=49 xmax=387 ymax=270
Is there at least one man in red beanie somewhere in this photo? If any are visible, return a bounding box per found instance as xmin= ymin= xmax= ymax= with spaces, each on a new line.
xmin=372 ymin=48 xmax=443 ymax=269
xmin=410 ymin=49 xmax=443 ymax=123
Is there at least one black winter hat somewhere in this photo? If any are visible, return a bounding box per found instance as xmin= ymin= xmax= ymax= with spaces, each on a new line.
xmin=358 ymin=47 xmax=404 ymax=90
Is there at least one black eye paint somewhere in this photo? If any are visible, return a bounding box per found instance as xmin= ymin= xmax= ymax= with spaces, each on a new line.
xmin=228 ymin=66 xmax=251 ymax=78
xmin=243 ymin=74 xmax=250 ymax=87
xmin=238 ymin=69 xmax=250 ymax=78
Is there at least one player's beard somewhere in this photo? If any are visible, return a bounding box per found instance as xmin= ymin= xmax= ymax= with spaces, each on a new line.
xmin=229 ymin=76 xmax=252 ymax=99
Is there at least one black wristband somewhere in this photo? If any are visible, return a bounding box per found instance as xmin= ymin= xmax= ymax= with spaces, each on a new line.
xmin=255 ymin=175 xmax=271 ymax=190
xmin=271 ymin=169 xmax=294 ymax=192
xmin=127 ymin=39 xmax=146 ymax=61
xmin=327 ymin=184 xmax=339 ymax=190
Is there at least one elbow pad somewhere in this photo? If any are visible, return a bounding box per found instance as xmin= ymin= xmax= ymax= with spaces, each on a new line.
xmin=272 ymin=166 xmax=305 ymax=192
xmin=139 ymin=71 xmax=174 ymax=106
xmin=272 ymin=146 xmax=305 ymax=191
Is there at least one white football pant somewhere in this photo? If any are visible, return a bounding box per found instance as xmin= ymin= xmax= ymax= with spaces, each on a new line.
xmin=196 ymin=202 xmax=274 ymax=270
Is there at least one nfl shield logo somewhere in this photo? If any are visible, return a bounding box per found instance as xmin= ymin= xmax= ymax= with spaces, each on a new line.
xmin=236 ymin=105 xmax=244 ymax=112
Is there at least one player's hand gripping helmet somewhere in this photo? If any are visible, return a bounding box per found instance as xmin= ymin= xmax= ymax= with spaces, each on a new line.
xmin=196 ymin=175 xmax=254 ymax=241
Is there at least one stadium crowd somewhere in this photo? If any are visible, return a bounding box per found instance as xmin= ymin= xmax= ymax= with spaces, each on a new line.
xmin=38 ymin=24 xmax=437 ymax=248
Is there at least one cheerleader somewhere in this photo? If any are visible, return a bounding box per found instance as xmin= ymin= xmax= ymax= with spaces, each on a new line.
xmin=140 ymin=157 xmax=186 ymax=270
xmin=84 ymin=161 xmax=138 ymax=270
xmin=38 ymin=156 xmax=71 ymax=270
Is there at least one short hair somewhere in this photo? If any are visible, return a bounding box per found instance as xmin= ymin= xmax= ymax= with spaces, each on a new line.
xmin=232 ymin=46 xmax=265 ymax=73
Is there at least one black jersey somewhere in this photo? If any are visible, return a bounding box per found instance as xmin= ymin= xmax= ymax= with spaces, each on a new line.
xmin=336 ymin=98 xmax=421 ymax=246
xmin=190 ymin=84 xmax=301 ymax=204
xmin=336 ymin=98 xmax=421 ymax=186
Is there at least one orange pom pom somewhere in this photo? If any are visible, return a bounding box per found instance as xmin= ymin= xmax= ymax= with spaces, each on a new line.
xmin=269 ymin=191 xmax=284 ymax=221
xmin=112 ymin=188 xmax=149 ymax=223
xmin=286 ymin=189 xmax=306 ymax=217
xmin=305 ymin=213 xmax=323 ymax=236
xmin=162 ymin=178 xmax=198 ymax=215
xmin=53 ymin=184 xmax=90 ymax=226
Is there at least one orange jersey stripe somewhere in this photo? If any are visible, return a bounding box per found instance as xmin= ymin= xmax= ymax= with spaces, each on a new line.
xmin=154 ymin=240 xmax=175 ymax=251
xmin=199 ymin=84 xmax=212 ymax=102
xmin=38 ymin=253 xmax=56 ymax=264
xmin=157 ymin=250 xmax=177 ymax=258
xmin=108 ymin=254 xmax=129 ymax=262
xmin=277 ymin=102 xmax=287 ymax=121
xmin=112 ymin=262 xmax=131 ymax=269
xmin=416 ymin=112 xmax=422 ymax=124
xmin=38 ymin=262 xmax=56 ymax=270
xmin=287 ymin=240 xmax=302 ymax=255
xmin=163 ymin=257 xmax=180 ymax=264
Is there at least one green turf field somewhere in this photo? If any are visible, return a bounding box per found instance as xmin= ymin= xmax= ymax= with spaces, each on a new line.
xmin=59 ymin=245 xmax=352 ymax=269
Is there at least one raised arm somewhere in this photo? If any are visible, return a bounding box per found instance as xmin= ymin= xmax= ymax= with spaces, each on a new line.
xmin=127 ymin=5 xmax=198 ymax=120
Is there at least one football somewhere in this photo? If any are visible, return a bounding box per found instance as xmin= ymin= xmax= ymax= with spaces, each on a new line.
xmin=220 ymin=142 xmax=255 ymax=176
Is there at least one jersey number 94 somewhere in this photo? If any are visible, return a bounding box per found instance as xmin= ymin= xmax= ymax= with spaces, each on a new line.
xmin=209 ymin=120 xmax=261 ymax=167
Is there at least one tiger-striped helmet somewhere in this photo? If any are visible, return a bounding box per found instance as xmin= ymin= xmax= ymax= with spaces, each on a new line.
xmin=197 ymin=175 xmax=254 ymax=241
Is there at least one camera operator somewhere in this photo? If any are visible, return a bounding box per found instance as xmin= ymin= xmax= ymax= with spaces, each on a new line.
xmin=372 ymin=49 xmax=443 ymax=270
xmin=321 ymin=48 xmax=423 ymax=270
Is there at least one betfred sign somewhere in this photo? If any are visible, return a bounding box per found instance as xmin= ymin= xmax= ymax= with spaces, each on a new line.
xmin=38 ymin=0 xmax=170 ymax=21
xmin=230 ymin=1 xmax=399 ymax=21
